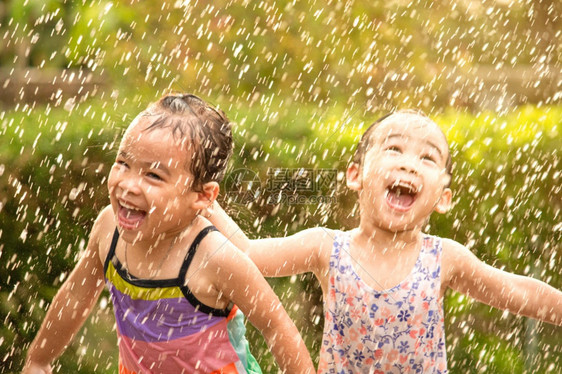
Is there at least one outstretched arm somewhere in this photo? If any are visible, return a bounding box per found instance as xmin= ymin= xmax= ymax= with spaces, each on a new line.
xmin=207 ymin=234 xmax=315 ymax=373
xmin=205 ymin=200 xmax=252 ymax=252
xmin=206 ymin=201 xmax=332 ymax=278
xmin=443 ymin=239 xmax=562 ymax=326
xmin=23 ymin=213 xmax=108 ymax=373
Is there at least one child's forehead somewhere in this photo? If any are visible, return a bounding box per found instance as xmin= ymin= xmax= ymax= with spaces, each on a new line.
xmin=123 ymin=116 xmax=190 ymax=148
xmin=374 ymin=113 xmax=447 ymax=145
xmin=119 ymin=117 xmax=194 ymax=166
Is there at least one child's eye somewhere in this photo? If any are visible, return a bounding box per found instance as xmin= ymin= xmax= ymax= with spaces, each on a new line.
xmin=147 ymin=172 xmax=163 ymax=181
xmin=421 ymin=154 xmax=436 ymax=163
xmin=385 ymin=146 xmax=401 ymax=153
xmin=115 ymin=160 xmax=129 ymax=168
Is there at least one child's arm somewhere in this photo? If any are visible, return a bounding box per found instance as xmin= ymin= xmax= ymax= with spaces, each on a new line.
xmin=443 ymin=239 xmax=562 ymax=325
xmin=206 ymin=201 xmax=332 ymax=278
xmin=23 ymin=210 xmax=109 ymax=373
xmin=205 ymin=232 xmax=316 ymax=373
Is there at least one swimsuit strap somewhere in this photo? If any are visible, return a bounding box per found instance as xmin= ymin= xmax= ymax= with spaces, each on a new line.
xmin=178 ymin=225 xmax=219 ymax=282
xmin=177 ymin=226 xmax=230 ymax=316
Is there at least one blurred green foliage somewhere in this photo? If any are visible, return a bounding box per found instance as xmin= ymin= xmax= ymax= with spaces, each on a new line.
xmin=0 ymin=0 xmax=560 ymax=108
xmin=1 ymin=98 xmax=560 ymax=372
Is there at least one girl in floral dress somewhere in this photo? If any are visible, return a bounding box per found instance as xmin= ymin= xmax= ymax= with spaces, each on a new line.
xmin=209 ymin=110 xmax=562 ymax=373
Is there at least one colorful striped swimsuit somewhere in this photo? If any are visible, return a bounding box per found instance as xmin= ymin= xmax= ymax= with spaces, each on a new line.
xmin=318 ymin=231 xmax=447 ymax=373
xmin=103 ymin=226 xmax=262 ymax=374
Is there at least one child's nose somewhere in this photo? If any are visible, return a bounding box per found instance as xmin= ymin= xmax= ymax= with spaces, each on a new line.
xmin=118 ymin=174 xmax=142 ymax=195
xmin=399 ymin=156 xmax=419 ymax=174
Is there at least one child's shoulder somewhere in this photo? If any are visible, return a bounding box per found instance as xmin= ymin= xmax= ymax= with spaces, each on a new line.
xmin=440 ymin=237 xmax=470 ymax=256
xmin=294 ymin=227 xmax=339 ymax=273
xmin=440 ymin=237 xmax=470 ymax=263
xmin=90 ymin=205 xmax=117 ymax=259
xmin=296 ymin=226 xmax=337 ymax=241
xmin=290 ymin=227 xmax=336 ymax=257
xmin=189 ymin=218 xmax=236 ymax=259
xmin=93 ymin=205 xmax=116 ymax=235
xmin=440 ymin=237 xmax=480 ymax=287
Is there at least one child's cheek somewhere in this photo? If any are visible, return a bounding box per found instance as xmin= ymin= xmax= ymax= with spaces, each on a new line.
xmin=163 ymin=197 xmax=181 ymax=213
xmin=107 ymin=170 xmax=116 ymax=189
xmin=180 ymin=186 xmax=190 ymax=195
xmin=176 ymin=175 xmax=192 ymax=191
xmin=163 ymin=198 xmax=182 ymax=222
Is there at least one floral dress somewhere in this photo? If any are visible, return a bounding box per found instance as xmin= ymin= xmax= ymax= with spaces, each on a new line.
xmin=318 ymin=231 xmax=447 ymax=374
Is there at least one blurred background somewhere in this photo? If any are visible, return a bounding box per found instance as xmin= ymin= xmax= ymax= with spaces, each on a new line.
xmin=0 ymin=0 xmax=560 ymax=372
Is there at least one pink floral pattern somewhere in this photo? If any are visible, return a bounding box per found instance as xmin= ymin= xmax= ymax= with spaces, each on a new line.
xmin=318 ymin=232 xmax=447 ymax=374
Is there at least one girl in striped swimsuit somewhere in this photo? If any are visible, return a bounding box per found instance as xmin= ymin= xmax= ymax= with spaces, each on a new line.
xmin=24 ymin=94 xmax=314 ymax=374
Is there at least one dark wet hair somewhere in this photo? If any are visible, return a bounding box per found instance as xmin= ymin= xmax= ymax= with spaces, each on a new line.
xmin=140 ymin=93 xmax=232 ymax=191
xmin=352 ymin=109 xmax=453 ymax=185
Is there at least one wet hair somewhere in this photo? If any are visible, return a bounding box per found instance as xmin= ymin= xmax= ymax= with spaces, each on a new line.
xmin=140 ymin=93 xmax=232 ymax=191
xmin=352 ymin=109 xmax=453 ymax=185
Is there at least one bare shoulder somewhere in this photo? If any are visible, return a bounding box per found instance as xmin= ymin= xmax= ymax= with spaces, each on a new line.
xmin=441 ymin=237 xmax=469 ymax=257
xmin=91 ymin=205 xmax=116 ymax=263
xmin=185 ymin=220 xmax=245 ymax=273
xmin=299 ymin=226 xmax=336 ymax=264
xmin=187 ymin=225 xmax=256 ymax=308
xmin=276 ymin=226 xmax=335 ymax=273
xmin=65 ymin=205 xmax=114 ymax=289
xmin=292 ymin=227 xmax=335 ymax=249
xmin=197 ymin=226 xmax=250 ymax=267
xmin=440 ymin=237 xmax=481 ymax=289
xmin=295 ymin=227 xmax=336 ymax=289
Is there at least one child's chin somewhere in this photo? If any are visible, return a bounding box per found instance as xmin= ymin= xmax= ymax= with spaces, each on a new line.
xmin=117 ymin=226 xmax=145 ymax=244
xmin=380 ymin=217 xmax=418 ymax=232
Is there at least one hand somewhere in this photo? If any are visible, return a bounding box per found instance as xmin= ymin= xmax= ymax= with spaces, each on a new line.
xmin=202 ymin=202 xmax=215 ymax=219
xmin=22 ymin=362 xmax=52 ymax=374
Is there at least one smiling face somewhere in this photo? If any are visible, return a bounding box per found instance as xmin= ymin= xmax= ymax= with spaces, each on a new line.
xmin=107 ymin=116 xmax=202 ymax=243
xmin=347 ymin=112 xmax=452 ymax=233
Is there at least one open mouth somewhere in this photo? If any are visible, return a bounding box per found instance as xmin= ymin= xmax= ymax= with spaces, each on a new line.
xmin=385 ymin=181 xmax=418 ymax=211
xmin=117 ymin=201 xmax=147 ymax=229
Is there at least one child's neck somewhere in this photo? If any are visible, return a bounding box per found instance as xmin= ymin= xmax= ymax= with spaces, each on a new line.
xmin=356 ymin=219 xmax=422 ymax=253
xmin=349 ymin=219 xmax=424 ymax=291
xmin=123 ymin=217 xmax=199 ymax=279
xmin=130 ymin=216 xmax=199 ymax=255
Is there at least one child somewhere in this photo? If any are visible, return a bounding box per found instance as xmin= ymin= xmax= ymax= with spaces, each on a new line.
xmin=207 ymin=109 xmax=562 ymax=373
xmin=23 ymin=94 xmax=315 ymax=374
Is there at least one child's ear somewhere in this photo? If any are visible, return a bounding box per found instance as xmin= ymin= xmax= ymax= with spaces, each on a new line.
xmin=346 ymin=162 xmax=362 ymax=191
xmin=434 ymin=188 xmax=452 ymax=214
xmin=192 ymin=181 xmax=219 ymax=210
